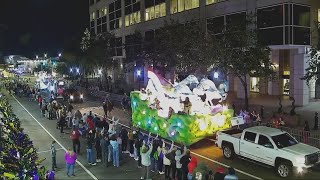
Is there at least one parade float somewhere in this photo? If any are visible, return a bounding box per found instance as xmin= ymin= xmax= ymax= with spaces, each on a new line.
xmin=131 ymin=70 xmax=234 ymax=145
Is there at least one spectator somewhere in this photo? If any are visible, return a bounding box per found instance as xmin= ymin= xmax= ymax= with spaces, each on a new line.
xmin=214 ymin=167 xmax=226 ymax=180
xmin=59 ymin=114 xmax=66 ymax=136
xmin=72 ymin=116 xmax=79 ymax=129
xmin=86 ymin=131 xmax=96 ymax=166
xmin=120 ymin=127 xmax=128 ymax=153
xmin=128 ymin=129 xmax=134 ymax=157
xmin=163 ymin=140 xmax=174 ymax=180
xmin=140 ymin=141 xmax=153 ymax=179
xmin=156 ymin=144 xmax=164 ymax=175
xmin=101 ymin=115 xmax=109 ymax=132
xmin=224 ymin=167 xmax=238 ymax=180
xmin=175 ymin=146 xmax=187 ymax=180
xmin=101 ymin=133 xmax=110 ymax=166
xmin=110 ymin=135 xmax=120 ymax=167
xmin=150 ymin=138 xmax=159 ymax=173
xmin=95 ymin=132 xmax=102 ymax=163
xmin=70 ymin=128 xmax=81 ymax=154
xmin=180 ymin=150 xmax=191 ymax=180
xmin=187 ymin=157 xmax=197 ymax=180
xmin=50 ymin=141 xmax=57 ymax=171
xmin=64 ymin=148 xmax=77 ymax=177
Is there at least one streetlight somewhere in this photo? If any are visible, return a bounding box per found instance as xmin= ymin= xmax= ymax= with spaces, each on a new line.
xmin=70 ymin=68 xmax=73 ymax=73
xmin=44 ymin=53 xmax=47 ymax=58
xmin=36 ymin=55 xmax=39 ymax=59
xmin=214 ymin=72 xmax=219 ymax=79
xmin=58 ymin=53 xmax=62 ymax=57
xmin=76 ymin=68 xmax=80 ymax=74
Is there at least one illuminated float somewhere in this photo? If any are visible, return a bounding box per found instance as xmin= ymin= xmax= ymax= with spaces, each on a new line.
xmin=131 ymin=70 xmax=234 ymax=145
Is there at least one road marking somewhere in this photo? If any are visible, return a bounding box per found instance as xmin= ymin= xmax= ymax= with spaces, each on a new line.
xmin=12 ymin=95 xmax=98 ymax=180
xmin=37 ymin=148 xmax=63 ymax=154
xmin=91 ymin=109 xmax=263 ymax=180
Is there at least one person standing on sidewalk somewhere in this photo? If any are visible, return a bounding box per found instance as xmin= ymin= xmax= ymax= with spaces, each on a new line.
xmin=140 ymin=141 xmax=153 ymax=180
xmin=180 ymin=149 xmax=191 ymax=180
xmin=120 ymin=127 xmax=128 ymax=153
xmin=110 ymin=134 xmax=120 ymax=167
xmin=64 ymin=148 xmax=77 ymax=177
xmin=86 ymin=130 xmax=97 ymax=166
xmin=101 ymin=133 xmax=110 ymax=166
xmin=95 ymin=132 xmax=102 ymax=163
xmin=128 ymin=129 xmax=134 ymax=157
xmin=70 ymin=128 xmax=81 ymax=154
xmin=50 ymin=141 xmax=58 ymax=171
xmin=163 ymin=140 xmax=174 ymax=180
xmin=175 ymin=145 xmax=187 ymax=180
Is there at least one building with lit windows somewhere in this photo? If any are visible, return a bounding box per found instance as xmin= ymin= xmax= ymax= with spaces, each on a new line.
xmin=89 ymin=0 xmax=320 ymax=106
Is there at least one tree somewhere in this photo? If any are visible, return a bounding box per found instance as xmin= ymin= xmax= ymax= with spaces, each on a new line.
xmin=139 ymin=20 xmax=212 ymax=75
xmin=302 ymin=22 xmax=320 ymax=98
xmin=211 ymin=14 xmax=275 ymax=110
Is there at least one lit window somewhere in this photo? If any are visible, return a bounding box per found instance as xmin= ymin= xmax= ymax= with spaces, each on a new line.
xmin=145 ymin=0 xmax=166 ymax=21
xmin=206 ymin=0 xmax=225 ymax=5
xmin=125 ymin=0 xmax=141 ymax=26
xmin=100 ymin=7 xmax=107 ymax=17
xmin=109 ymin=0 xmax=122 ymax=30
xmin=171 ymin=0 xmax=199 ymax=14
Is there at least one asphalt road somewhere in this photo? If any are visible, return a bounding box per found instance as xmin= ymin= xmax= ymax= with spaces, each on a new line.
xmin=7 ymin=91 xmax=320 ymax=180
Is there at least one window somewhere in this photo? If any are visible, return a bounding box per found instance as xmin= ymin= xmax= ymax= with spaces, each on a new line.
xmin=258 ymin=27 xmax=283 ymax=45
xmin=171 ymin=0 xmax=199 ymax=14
xmin=145 ymin=0 xmax=166 ymax=21
xmin=258 ymin=135 xmax=274 ymax=148
xmin=109 ymin=0 xmax=122 ymax=30
xmin=125 ymin=0 xmax=141 ymax=26
xmin=125 ymin=34 xmax=142 ymax=59
xmin=244 ymin=132 xmax=257 ymax=143
xmin=90 ymin=12 xmax=96 ymax=21
xmin=271 ymin=133 xmax=298 ymax=149
xmin=293 ymin=5 xmax=310 ymax=27
xmin=145 ymin=30 xmax=155 ymax=42
xmin=257 ymin=5 xmax=283 ymax=28
xmin=293 ymin=27 xmax=310 ymax=45
xmin=112 ymin=37 xmax=123 ymax=56
xmin=206 ymin=0 xmax=225 ymax=5
xmin=207 ymin=16 xmax=224 ymax=34
xmin=99 ymin=7 xmax=107 ymax=17
xmin=226 ymin=12 xmax=246 ymax=31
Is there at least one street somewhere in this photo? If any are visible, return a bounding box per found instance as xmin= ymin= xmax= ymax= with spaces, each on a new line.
xmin=6 ymin=91 xmax=320 ymax=180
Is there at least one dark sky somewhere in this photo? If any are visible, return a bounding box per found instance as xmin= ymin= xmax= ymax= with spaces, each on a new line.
xmin=0 ymin=0 xmax=89 ymax=58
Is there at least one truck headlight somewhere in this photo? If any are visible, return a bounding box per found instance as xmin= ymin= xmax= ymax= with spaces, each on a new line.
xmin=296 ymin=157 xmax=305 ymax=164
xmin=70 ymin=95 xmax=74 ymax=100
xmin=80 ymin=94 xmax=83 ymax=99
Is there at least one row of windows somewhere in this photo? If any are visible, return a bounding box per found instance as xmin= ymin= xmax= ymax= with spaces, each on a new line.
xmin=170 ymin=0 xmax=199 ymax=14
xmin=146 ymin=3 xmax=166 ymax=21
xmin=206 ymin=0 xmax=225 ymax=5
xmin=125 ymin=12 xmax=141 ymax=27
xmin=109 ymin=0 xmax=122 ymax=30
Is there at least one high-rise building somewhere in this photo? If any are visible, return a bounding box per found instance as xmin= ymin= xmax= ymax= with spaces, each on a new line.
xmin=89 ymin=0 xmax=320 ymax=106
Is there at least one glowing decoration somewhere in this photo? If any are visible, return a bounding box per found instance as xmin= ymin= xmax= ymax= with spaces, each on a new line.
xmin=214 ymin=72 xmax=219 ymax=79
xmin=177 ymin=122 xmax=182 ymax=127
xmin=131 ymin=70 xmax=233 ymax=145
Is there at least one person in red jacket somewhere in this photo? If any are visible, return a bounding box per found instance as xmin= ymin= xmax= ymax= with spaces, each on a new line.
xmin=187 ymin=156 xmax=197 ymax=180
xmin=86 ymin=117 xmax=95 ymax=130
xmin=70 ymin=128 xmax=81 ymax=154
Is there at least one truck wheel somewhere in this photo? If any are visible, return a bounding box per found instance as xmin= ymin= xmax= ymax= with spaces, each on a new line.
xmin=276 ymin=161 xmax=292 ymax=178
xmin=223 ymin=145 xmax=235 ymax=159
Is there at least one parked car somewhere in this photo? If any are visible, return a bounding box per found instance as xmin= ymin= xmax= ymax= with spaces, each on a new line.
xmin=63 ymin=88 xmax=83 ymax=103
xmin=216 ymin=126 xmax=320 ymax=178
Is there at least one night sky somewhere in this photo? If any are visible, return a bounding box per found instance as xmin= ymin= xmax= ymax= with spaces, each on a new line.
xmin=0 ymin=0 xmax=89 ymax=58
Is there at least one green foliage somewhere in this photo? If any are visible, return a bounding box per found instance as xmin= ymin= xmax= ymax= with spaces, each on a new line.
xmin=140 ymin=20 xmax=212 ymax=74
xmin=209 ymin=14 xmax=275 ymax=110
xmin=54 ymin=63 xmax=68 ymax=75
xmin=193 ymin=162 xmax=211 ymax=179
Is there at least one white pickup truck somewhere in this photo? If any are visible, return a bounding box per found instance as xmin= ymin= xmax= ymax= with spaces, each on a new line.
xmin=216 ymin=126 xmax=320 ymax=178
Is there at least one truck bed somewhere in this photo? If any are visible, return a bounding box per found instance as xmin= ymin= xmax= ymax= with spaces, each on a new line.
xmin=221 ymin=128 xmax=243 ymax=138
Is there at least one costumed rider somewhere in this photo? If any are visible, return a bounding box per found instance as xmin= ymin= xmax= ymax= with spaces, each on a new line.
xmin=180 ymin=97 xmax=192 ymax=115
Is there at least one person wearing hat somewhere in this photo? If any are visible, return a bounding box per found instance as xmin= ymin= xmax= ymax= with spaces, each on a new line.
xmin=214 ymin=167 xmax=226 ymax=180
xmin=140 ymin=141 xmax=153 ymax=179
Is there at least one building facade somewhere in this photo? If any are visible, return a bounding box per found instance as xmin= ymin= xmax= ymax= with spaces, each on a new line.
xmin=89 ymin=0 xmax=320 ymax=106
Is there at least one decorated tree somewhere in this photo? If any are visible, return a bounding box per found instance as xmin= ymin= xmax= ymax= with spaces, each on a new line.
xmin=0 ymin=94 xmax=46 ymax=179
xmin=210 ymin=14 xmax=275 ymax=110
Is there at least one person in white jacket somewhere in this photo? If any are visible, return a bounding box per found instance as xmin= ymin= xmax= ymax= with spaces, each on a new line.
xmin=162 ymin=139 xmax=174 ymax=180
xmin=140 ymin=141 xmax=153 ymax=180
xmin=175 ymin=145 xmax=187 ymax=180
